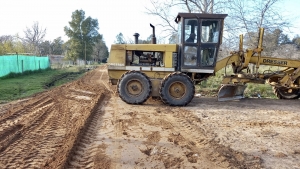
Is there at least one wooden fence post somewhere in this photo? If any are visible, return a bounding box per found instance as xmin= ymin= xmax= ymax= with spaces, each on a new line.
xmin=21 ymin=60 xmax=23 ymax=73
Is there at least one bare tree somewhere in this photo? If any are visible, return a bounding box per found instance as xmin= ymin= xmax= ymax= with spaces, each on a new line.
xmin=273 ymin=44 xmax=299 ymax=59
xmin=145 ymin=0 xmax=290 ymax=50
xmin=0 ymin=35 xmax=14 ymax=43
xmin=225 ymin=0 xmax=290 ymax=47
xmin=23 ymin=21 xmax=47 ymax=55
xmin=145 ymin=0 xmax=227 ymax=41
xmin=0 ymin=35 xmax=27 ymax=55
xmin=0 ymin=35 xmax=14 ymax=55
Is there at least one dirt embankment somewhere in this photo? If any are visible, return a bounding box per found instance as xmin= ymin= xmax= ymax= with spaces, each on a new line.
xmin=0 ymin=66 xmax=110 ymax=168
xmin=0 ymin=65 xmax=300 ymax=169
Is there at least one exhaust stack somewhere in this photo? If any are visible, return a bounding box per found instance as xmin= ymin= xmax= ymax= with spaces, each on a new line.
xmin=133 ymin=33 xmax=139 ymax=44
xmin=150 ymin=23 xmax=156 ymax=44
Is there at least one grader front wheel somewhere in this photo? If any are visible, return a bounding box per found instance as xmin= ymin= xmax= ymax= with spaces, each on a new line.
xmin=160 ymin=72 xmax=195 ymax=106
xmin=273 ymin=87 xmax=300 ymax=99
xmin=118 ymin=71 xmax=152 ymax=104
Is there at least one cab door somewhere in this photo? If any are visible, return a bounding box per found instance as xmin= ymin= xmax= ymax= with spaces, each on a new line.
xmin=181 ymin=18 xmax=221 ymax=71
xmin=199 ymin=19 xmax=221 ymax=68
xmin=181 ymin=18 xmax=199 ymax=69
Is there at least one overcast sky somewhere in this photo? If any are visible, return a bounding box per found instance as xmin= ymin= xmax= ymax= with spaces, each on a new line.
xmin=0 ymin=0 xmax=299 ymax=49
xmin=0 ymin=0 xmax=156 ymax=47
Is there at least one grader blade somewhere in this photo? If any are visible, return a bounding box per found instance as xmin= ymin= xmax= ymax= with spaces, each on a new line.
xmin=218 ymin=84 xmax=247 ymax=101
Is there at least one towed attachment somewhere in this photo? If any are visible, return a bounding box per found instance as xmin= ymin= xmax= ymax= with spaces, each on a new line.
xmin=218 ymin=84 xmax=247 ymax=101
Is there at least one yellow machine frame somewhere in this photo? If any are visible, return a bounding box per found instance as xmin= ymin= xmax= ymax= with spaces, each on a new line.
xmin=215 ymin=28 xmax=300 ymax=89
xmin=108 ymin=44 xmax=179 ymax=97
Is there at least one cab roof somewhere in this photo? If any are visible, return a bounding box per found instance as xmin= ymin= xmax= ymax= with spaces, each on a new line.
xmin=175 ymin=13 xmax=228 ymax=23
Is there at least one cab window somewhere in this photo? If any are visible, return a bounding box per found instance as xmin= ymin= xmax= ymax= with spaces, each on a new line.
xmin=201 ymin=48 xmax=216 ymax=66
xmin=184 ymin=19 xmax=198 ymax=43
xmin=201 ymin=20 xmax=220 ymax=43
xmin=183 ymin=46 xmax=197 ymax=66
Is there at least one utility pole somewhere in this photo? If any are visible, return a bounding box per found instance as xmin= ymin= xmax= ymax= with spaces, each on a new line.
xmin=85 ymin=42 xmax=86 ymax=66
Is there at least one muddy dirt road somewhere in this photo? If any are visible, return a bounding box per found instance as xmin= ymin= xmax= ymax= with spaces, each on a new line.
xmin=0 ymin=66 xmax=300 ymax=169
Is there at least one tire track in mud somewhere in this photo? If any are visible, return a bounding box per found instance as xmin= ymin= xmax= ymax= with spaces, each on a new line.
xmin=191 ymin=106 xmax=300 ymax=168
xmin=0 ymin=95 xmax=52 ymax=125
xmin=65 ymin=95 xmax=108 ymax=169
xmin=137 ymin=106 xmax=262 ymax=169
xmin=63 ymin=67 xmax=113 ymax=169
xmin=0 ymin=99 xmax=29 ymax=115
xmin=0 ymin=66 xmax=110 ymax=169
xmin=44 ymin=68 xmax=110 ymax=169
xmin=168 ymin=108 xmax=262 ymax=168
xmin=80 ymin=96 xmax=262 ymax=169
xmin=0 ymin=97 xmax=57 ymax=168
xmin=0 ymin=97 xmax=54 ymax=153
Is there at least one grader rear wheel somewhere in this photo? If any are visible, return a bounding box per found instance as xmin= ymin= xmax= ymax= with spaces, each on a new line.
xmin=160 ymin=72 xmax=194 ymax=106
xmin=118 ymin=71 xmax=152 ymax=104
xmin=273 ymin=87 xmax=300 ymax=99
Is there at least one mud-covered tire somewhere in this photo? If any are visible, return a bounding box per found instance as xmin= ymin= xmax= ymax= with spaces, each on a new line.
xmin=160 ymin=72 xmax=194 ymax=106
xmin=273 ymin=87 xmax=300 ymax=99
xmin=118 ymin=71 xmax=152 ymax=104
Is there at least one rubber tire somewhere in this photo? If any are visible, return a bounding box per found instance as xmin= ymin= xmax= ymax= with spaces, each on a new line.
xmin=273 ymin=87 xmax=300 ymax=99
xmin=160 ymin=72 xmax=195 ymax=106
xmin=118 ymin=71 xmax=152 ymax=104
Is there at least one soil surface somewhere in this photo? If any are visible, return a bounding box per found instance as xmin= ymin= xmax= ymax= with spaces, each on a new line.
xmin=0 ymin=65 xmax=300 ymax=169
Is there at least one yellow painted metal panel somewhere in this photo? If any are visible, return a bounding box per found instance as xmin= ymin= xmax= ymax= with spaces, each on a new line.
xmin=215 ymin=53 xmax=300 ymax=73
xmin=124 ymin=44 xmax=177 ymax=52
xmin=164 ymin=52 xmax=173 ymax=68
xmin=250 ymin=56 xmax=300 ymax=68
xmin=109 ymin=44 xmax=177 ymax=68
xmin=111 ymin=44 xmax=126 ymax=50
xmin=108 ymin=70 xmax=172 ymax=81
xmin=108 ymin=49 xmax=126 ymax=65
xmin=108 ymin=70 xmax=124 ymax=80
xmin=214 ymin=54 xmax=239 ymax=72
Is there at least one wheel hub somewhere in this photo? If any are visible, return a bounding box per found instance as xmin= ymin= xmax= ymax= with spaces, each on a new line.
xmin=169 ymin=81 xmax=186 ymax=99
xmin=127 ymin=80 xmax=143 ymax=96
xmin=131 ymin=85 xmax=139 ymax=91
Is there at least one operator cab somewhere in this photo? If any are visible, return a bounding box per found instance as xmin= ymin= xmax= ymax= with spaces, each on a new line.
xmin=175 ymin=13 xmax=227 ymax=73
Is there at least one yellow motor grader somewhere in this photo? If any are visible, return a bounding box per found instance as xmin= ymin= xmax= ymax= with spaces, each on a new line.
xmin=107 ymin=13 xmax=300 ymax=106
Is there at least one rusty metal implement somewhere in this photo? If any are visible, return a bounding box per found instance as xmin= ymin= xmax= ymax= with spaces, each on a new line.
xmin=218 ymin=84 xmax=247 ymax=101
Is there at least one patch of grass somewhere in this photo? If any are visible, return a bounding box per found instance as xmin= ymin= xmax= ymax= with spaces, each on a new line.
xmin=197 ymin=69 xmax=225 ymax=95
xmin=0 ymin=68 xmax=50 ymax=79
xmin=0 ymin=67 xmax=87 ymax=103
xmin=244 ymin=83 xmax=275 ymax=98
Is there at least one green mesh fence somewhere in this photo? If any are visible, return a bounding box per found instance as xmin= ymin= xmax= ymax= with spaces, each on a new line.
xmin=0 ymin=55 xmax=50 ymax=77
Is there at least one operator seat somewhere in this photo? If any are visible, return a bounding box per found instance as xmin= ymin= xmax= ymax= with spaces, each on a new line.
xmin=186 ymin=33 xmax=196 ymax=43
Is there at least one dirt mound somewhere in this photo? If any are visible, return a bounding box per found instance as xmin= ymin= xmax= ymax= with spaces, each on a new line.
xmin=0 ymin=66 xmax=110 ymax=168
